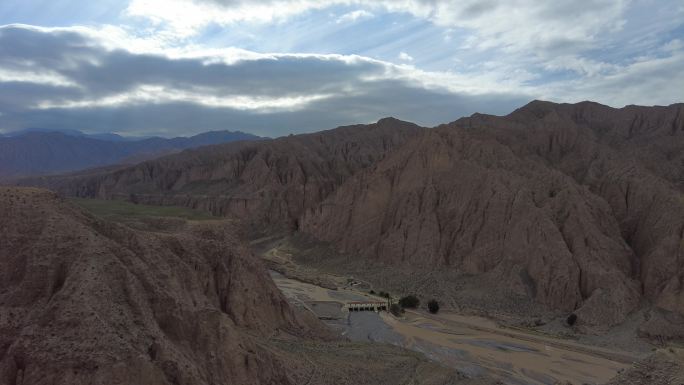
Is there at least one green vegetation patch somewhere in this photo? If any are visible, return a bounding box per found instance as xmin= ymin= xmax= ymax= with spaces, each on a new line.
xmin=68 ymin=197 xmax=214 ymax=221
xmin=398 ymin=295 xmax=420 ymax=309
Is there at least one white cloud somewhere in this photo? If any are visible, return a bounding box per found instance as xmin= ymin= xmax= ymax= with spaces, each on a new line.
xmin=663 ymin=39 xmax=683 ymax=53
xmin=1 ymin=1 xmax=683 ymax=137
xmin=5 ymin=21 xmax=683 ymax=117
xmin=398 ymin=52 xmax=414 ymax=62
xmin=125 ymin=0 xmax=338 ymax=37
xmin=124 ymin=0 xmax=630 ymax=57
xmin=0 ymin=23 xmax=175 ymax=55
xmin=543 ymin=49 xmax=684 ymax=107
xmin=336 ymin=9 xmax=373 ymax=23
xmin=0 ymin=24 xmax=533 ymax=135
xmin=35 ymin=84 xmax=334 ymax=111
xmin=117 ymin=0 xmax=651 ymax=101
xmin=0 ymin=67 xmax=79 ymax=87
xmin=542 ymin=56 xmax=618 ymax=77
xmin=0 ymin=24 xmax=533 ymax=102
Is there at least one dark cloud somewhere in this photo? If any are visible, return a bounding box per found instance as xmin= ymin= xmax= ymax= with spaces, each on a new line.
xmin=0 ymin=82 xmax=82 ymax=110
xmin=0 ymin=26 xmax=93 ymax=69
xmin=0 ymin=25 xmax=529 ymax=136
xmin=0 ymin=26 xmax=385 ymax=98
xmin=0 ymin=82 xmax=528 ymax=137
xmin=461 ymin=1 xmax=499 ymax=17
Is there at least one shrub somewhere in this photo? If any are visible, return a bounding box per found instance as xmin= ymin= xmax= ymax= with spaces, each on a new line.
xmin=427 ymin=299 xmax=439 ymax=314
xmin=378 ymin=291 xmax=391 ymax=299
xmin=398 ymin=295 xmax=420 ymax=309
xmin=567 ymin=313 xmax=577 ymax=326
xmin=390 ymin=303 xmax=404 ymax=316
xmin=369 ymin=290 xmax=376 ymax=295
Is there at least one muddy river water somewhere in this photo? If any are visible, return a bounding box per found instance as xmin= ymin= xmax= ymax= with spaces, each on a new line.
xmin=270 ymin=271 xmax=637 ymax=385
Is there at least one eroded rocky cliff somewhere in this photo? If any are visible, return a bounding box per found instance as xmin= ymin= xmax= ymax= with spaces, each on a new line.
xmin=0 ymin=187 xmax=470 ymax=385
xmin=34 ymin=118 xmax=422 ymax=232
xmin=301 ymin=101 xmax=684 ymax=327
xmin=20 ymin=101 xmax=684 ymax=331
xmin=0 ymin=187 xmax=318 ymax=385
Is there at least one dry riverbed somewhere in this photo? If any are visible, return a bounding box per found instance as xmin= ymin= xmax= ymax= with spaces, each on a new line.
xmin=270 ymin=271 xmax=641 ymax=385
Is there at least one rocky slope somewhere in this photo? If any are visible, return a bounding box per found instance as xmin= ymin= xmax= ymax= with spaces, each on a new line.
xmin=0 ymin=187 xmax=314 ymax=385
xmin=302 ymin=101 xmax=684 ymax=327
xmin=0 ymin=187 xmax=469 ymax=385
xmin=18 ymin=101 xmax=684 ymax=332
xmin=606 ymin=349 xmax=684 ymax=385
xmin=27 ymin=118 xmax=422 ymax=231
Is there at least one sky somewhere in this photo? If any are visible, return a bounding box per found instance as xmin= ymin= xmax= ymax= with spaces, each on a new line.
xmin=0 ymin=0 xmax=682 ymax=137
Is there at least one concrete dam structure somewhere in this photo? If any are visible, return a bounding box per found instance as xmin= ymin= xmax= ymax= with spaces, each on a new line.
xmin=345 ymin=301 xmax=388 ymax=312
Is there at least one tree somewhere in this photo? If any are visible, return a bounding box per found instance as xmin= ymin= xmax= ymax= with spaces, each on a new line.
xmin=390 ymin=303 xmax=404 ymax=316
xmin=427 ymin=299 xmax=439 ymax=314
xmin=567 ymin=313 xmax=577 ymax=326
xmin=369 ymin=290 xmax=376 ymax=295
xmin=398 ymin=295 xmax=419 ymax=309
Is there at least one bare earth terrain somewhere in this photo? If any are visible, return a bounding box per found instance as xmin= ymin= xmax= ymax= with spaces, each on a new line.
xmin=28 ymin=102 xmax=684 ymax=341
xmin=0 ymin=187 xmax=487 ymax=385
xmin=270 ymin=264 xmax=641 ymax=385
xmin=261 ymin=237 xmax=684 ymax=385
xmin=11 ymin=101 xmax=684 ymax=384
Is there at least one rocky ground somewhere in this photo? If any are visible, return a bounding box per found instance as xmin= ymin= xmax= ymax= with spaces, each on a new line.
xmin=11 ymin=100 xmax=684 ymax=384
xmin=271 ymin=339 xmax=490 ymax=385
xmin=606 ymin=350 xmax=684 ymax=385
xmin=257 ymin=235 xmax=684 ymax=384
xmin=272 ymin=233 xmax=683 ymax=355
xmin=264 ymin=244 xmax=663 ymax=384
xmin=29 ymin=101 xmax=684 ymax=337
xmin=0 ymin=187 xmax=484 ymax=385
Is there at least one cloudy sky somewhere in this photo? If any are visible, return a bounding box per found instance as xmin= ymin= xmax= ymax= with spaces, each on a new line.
xmin=0 ymin=0 xmax=682 ymax=137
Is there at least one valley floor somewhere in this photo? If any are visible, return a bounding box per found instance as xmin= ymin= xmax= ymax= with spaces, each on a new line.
xmin=271 ymin=270 xmax=635 ymax=385
xmin=261 ymin=238 xmax=683 ymax=385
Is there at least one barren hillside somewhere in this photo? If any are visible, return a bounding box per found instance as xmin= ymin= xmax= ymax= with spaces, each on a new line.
xmin=0 ymin=187 xmax=470 ymax=385
xmin=18 ymin=101 xmax=684 ymax=332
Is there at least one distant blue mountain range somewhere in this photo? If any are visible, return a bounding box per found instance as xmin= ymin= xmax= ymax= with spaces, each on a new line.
xmin=2 ymin=128 xmax=137 ymax=141
xmin=0 ymin=128 xmax=265 ymax=179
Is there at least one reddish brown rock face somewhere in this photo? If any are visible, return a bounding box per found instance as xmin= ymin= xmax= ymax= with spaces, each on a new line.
xmin=0 ymin=187 xmax=320 ymax=385
xmin=33 ymin=118 xmax=422 ymax=232
xmin=20 ymin=101 xmax=684 ymax=327
xmin=301 ymin=101 xmax=684 ymax=325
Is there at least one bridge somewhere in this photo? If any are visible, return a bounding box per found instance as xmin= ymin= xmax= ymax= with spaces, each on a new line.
xmin=345 ymin=301 xmax=388 ymax=312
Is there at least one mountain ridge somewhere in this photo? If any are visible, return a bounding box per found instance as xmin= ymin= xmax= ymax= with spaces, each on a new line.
xmin=17 ymin=100 xmax=684 ymax=334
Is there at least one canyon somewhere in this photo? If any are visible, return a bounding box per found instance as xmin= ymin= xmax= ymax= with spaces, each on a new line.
xmin=27 ymin=101 xmax=684 ymax=333
xmin=0 ymin=187 xmax=472 ymax=385
xmin=9 ymin=100 xmax=684 ymax=384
